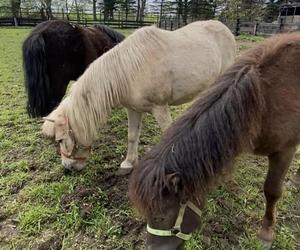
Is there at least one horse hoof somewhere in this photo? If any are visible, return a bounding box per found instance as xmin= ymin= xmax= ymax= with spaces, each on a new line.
xmin=257 ymin=229 xmax=273 ymax=250
xmin=261 ymin=240 xmax=272 ymax=250
xmin=116 ymin=167 xmax=132 ymax=176
xmin=120 ymin=160 xmax=134 ymax=168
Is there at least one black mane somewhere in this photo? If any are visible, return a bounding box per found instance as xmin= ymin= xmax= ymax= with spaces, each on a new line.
xmin=93 ymin=24 xmax=125 ymax=44
xmin=130 ymin=50 xmax=266 ymax=213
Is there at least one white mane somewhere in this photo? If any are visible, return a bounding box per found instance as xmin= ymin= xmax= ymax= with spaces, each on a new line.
xmin=62 ymin=26 xmax=168 ymax=145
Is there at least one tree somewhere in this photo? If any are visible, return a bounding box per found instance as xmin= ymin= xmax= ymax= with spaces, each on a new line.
xmin=41 ymin=0 xmax=53 ymax=19
xmin=10 ymin=0 xmax=21 ymax=17
xmin=219 ymin=0 xmax=264 ymax=22
xmin=263 ymin=0 xmax=283 ymax=23
xmin=189 ymin=0 xmax=215 ymax=20
xmin=136 ymin=0 xmax=146 ymax=21
xmin=93 ymin=0 xmax=97 ymax=20
xmin=117 ymin=0 xmax=135 ymax=21
xmin=102 ymin=0 xmax=116 ymax=19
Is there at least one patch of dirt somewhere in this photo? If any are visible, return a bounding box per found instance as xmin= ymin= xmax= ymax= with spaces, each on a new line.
xmin=115 ymin=214 xmax=145 ymax=249
xmin=0 ymin=219 xmax=20 ymax=243
xmin=32 ymin=231 xmax=63 ymax=250
xmin=60 ymin=168 xmax=146 ymax=248
xmin=42 ymin=171 xmax=65 ymax=183
xmin=61 ymin=186 xmax=97 ymax=213
xmin=96 ymin=171 xmax=129 ymax=209
xmin=96 ymin=170 xmax=146 ymax=248
xmin=10 ymin=180 xmax=27 ymax=194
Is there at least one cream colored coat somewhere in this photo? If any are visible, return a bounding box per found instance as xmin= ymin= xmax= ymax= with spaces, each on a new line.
xmin=42 ymin=20 xmax=236 ymax=172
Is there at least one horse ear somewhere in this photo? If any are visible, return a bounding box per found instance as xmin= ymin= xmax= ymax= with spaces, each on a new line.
xmin=166 ymin=173 xmax=183 ymax=195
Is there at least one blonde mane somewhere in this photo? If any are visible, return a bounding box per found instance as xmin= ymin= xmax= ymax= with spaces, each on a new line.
xmin=61 ymin=26 xmax=168 ymax=145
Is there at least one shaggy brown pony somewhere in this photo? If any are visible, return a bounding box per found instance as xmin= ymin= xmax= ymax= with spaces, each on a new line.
xmin=129 ymin=33 xmax=300 ymax=250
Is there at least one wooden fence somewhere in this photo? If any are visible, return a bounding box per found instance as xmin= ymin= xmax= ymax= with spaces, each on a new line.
xmin=159 ymin=17 xmax=300 ymax=36
xmin=0 ymin=16 xmax=156 ymax=29
xmin=1 ymin=14 xmax=300 ymax=36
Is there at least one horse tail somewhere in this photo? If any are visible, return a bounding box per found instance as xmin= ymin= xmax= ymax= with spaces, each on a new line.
xmin=23 ymin=32 xmax=51 ymax=118
xmin=93 ymin=24 xmax=125 ymax=44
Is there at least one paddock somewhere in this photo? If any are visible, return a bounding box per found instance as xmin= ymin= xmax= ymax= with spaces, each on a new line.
xmin=0 ymin=27 xmax=299 ymax=249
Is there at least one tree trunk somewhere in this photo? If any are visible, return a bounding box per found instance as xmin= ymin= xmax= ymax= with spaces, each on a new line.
xmin=10 ymin=0 xmax=21 ymax=17
xmin=136 ymin=0 xmax=141 ymax=22
xmin=74 ymin=0 xmax=80 ymax=22
xmin=159 ymin=0 xmax=164 ymax=22
xmin=65 ymin=0 xmax=70 ymax=20
xmin=93 ymin=0 xmax=97 ymax=21
xmin=139 ymin=0 xmax=146 ymax=21
xmin=125 ymin=0 xmax=129 ymax=21
xmin=177 ymin=0 xmax=183 ymax=21
xmin=183 ymin=0 xmax=188 ymax=25
xmin=40 ymin=7 xmax=47 ymax=20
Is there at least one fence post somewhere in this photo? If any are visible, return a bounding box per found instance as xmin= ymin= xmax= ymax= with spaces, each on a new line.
xmin=279 ymin=18 xmax=284 ymax=32
xmin=235 ymin=18 xmax=240 ymax=36
xmin=13 ymin=17 xmax=18 ymax=26
xmin=253 ymin=22 xmax=258 ymax=36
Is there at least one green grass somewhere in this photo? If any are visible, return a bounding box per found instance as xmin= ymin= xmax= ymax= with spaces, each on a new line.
xmin=236 ymin=33 xmax=265 ymax=43
xmin=0 ymin=27 xmax=299 ymax=250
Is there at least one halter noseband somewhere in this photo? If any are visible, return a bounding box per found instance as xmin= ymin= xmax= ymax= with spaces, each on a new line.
xmin=147 ymin=201 xmax=202 ymax=241
xmin=60 ymin=144 xmax=91 ymax=161
xmin=59 ymin=117 xmax=91 ymax=161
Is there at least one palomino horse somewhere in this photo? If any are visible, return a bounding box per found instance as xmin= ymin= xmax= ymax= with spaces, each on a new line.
xmin=129 ymin=33 xmax=300 ymax=250
xmin=23 ymin=20 xmax=124 ymax=118
xmin=41 ymin=20 xmax=236 ymax=173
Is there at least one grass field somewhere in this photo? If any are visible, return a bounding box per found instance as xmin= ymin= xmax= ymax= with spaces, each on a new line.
xmin=0 ymin=27 xmax=299 ymax=250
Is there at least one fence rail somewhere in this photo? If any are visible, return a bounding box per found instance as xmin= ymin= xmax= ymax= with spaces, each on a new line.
xmin=0 ymin=16 xmax=156 ymax=29
xmin=1 ymin=14 xmax=300 ymax=36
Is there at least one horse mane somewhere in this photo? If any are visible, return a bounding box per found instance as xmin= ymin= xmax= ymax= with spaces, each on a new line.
xmin=93 ymin=24 xmax=125 ymax=44
xmin=62 ymin=26 xmax=168 ymax=145
xmin=129 ymin=36 xmax=300 ymax=216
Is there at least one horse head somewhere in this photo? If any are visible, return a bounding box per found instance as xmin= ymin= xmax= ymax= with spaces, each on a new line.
xmin=41 ymin=99 xmax=92 ymax=171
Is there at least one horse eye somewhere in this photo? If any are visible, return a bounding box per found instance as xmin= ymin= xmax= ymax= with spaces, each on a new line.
xmin=56 ymin=139 xmax=63 ymax=144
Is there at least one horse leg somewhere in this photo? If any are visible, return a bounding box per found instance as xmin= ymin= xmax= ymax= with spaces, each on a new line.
xmin=290 ymin=167 xmax=300 ymax=187
xmin=257 ymin=147 xmax=296 ymax=249
xmin=152 ymin=105 xmax=172 ymax=131
xmin=118 ymin=108 xmax=143 ymax=175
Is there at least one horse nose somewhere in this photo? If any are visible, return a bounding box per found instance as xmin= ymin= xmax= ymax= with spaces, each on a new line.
xmin=64 ymin=168 xmax=72 ymax=175
xmin=63 ymin=162 xmax=73 ymax=174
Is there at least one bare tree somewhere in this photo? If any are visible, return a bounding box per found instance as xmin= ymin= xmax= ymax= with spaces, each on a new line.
xmin=41 ymin=0 xmax=53 ymax=19
xmin=10 ymin=0 xmax=21 ymax=17
xmin=136 ymin=0 xmax=146 ymax=21
xmin=93 ymin=0 xmax=97 ymax=20
xmin=74 ymin=0 xmax=81 ymax=21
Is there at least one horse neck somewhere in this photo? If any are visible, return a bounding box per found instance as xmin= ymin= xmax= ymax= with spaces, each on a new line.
xmin=67 ymin=51 xmax=130 ymax=145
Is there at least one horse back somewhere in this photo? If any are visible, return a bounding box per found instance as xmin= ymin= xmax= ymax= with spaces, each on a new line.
xmin=253 ymin=34 xmax=300 ymax=155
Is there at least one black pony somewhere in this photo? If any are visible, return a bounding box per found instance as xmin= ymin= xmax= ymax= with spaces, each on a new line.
xmin=22 ymin=20 xmax=125 ymax=117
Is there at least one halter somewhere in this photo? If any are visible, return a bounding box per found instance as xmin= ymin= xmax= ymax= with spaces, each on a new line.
xmin=147 ymin=201 xmax=202 ymax=241
xmin=59 ymin=126 xmax=92 ymax=161
xmin=43 ymin=116 xmax=91 ymax=161
xmin=60 ymin=143 xmax=91 ymax=161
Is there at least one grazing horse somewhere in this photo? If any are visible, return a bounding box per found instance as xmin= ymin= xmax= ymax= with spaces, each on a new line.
xmin=41 ymin=20 xmax=236 ymax=173
xmin=23 ymin=20 xmax=124 ymax=118
xmin=129 ymin=32 xmax=300 ymax=250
